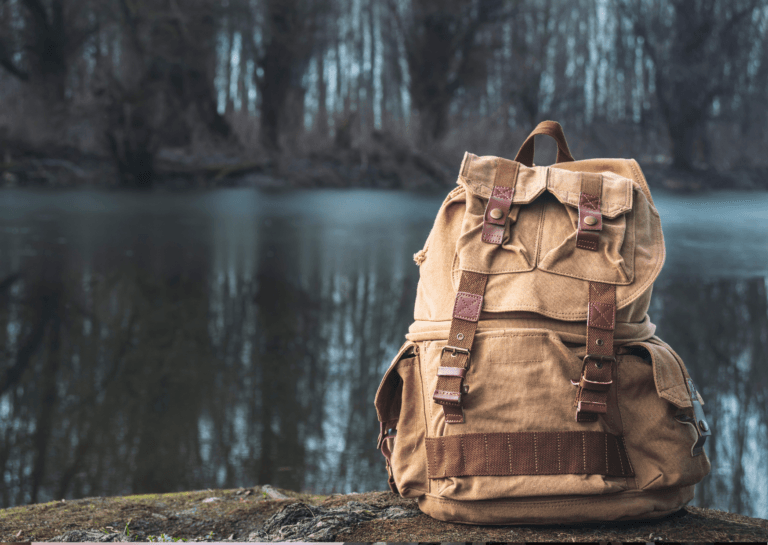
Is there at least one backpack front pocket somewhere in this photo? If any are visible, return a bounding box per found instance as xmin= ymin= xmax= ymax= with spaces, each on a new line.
xmin=421 ymin=330 xmax=632 ymax=500
xmin=537 ymin=170 xmax=635 ymax=285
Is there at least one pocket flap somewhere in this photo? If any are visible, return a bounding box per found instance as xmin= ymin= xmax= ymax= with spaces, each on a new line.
xmin=624 ymin=338 xmax=694 ymax=409
xmin=375 ymin=341 xmax=417 ymax=423
xmin=460 ymin=154 xmax=634 ymax=217
xmin=547 ymin=168 xmax=634 ymax=218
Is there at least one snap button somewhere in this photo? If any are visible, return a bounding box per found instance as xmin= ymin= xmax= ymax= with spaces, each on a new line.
xmin=490 ymin=208 xmax=504 ymax=220
xmin=584 ymin=215 xmax=597 ymax=226
xmin=699 ymin=420 xmax=709 ymax=432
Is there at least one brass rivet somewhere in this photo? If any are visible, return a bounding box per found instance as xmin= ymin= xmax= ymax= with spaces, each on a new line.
xmin=490 ymin=208 xmax=503 ymax=220
xmin=456 ymin=333 xmax=464 ymax=340
xmin=584 ymin=215 xmax=598 ymax=226
xmin=596 ymin=338 xmax=604 ymax=346
xmin=699 ymin=420 xmax=709 ymax=432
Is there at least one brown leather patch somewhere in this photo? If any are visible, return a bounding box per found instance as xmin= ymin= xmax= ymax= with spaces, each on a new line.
xmin=433 ymin=389 xmax=461 ymax=405
xmin=588 ymin=302 xmax=616 ymax=330
xmin=481 ymin=160 xmax=518 ymax=245
xmin=576 ymin=174 xmax=603 ymax=252
xmin=425 ymin=431 xmax=633 ymax=478
xmin=453 ymin=292 xmax=483 ymax=322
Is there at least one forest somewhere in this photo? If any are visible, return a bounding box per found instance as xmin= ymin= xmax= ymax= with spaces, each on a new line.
xmin=1 ymin=0 xmax=768 ymax=188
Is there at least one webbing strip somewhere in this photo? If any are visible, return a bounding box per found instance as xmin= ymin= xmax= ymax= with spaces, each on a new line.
xmin=425 ymin=431 xmax=633 ymax=478
xmin=575 ymin=282 xmax=617 ymax=422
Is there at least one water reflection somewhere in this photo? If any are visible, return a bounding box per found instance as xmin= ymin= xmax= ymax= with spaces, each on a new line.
xmin=0 ymin=189 xmax=766 ymax=518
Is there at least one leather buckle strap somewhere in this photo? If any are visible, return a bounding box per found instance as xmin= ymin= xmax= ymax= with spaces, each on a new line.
xmin=434 ymin=271 xmax=488 ymax=424
xmin=481 ymin=158 xmax=519 ymax=245
xmin=576 ymin=173 xmax=603 ymax=252
xmin=575 ymin=282 xmax=616 ymax=422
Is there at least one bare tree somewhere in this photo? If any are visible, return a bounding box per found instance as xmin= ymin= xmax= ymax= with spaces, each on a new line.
xmin=621 ymin=0 xmax=764 ymax=170
xmin=393 ymin=0 xmax=508 ymax=143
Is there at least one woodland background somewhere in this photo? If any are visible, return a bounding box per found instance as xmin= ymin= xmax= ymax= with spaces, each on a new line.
xmin=1 ymin=0 xmax=768 ymax=189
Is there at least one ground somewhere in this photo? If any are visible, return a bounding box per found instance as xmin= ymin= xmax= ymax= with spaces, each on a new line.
xmin=1 ymin=486 xmax=767 ymax=542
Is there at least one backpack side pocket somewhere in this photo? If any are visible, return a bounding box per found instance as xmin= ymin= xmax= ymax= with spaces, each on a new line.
xmin=618 ymin=338 xmax=711 ymax=490
xmin=375 ymin=341 xmax=428 ymax=497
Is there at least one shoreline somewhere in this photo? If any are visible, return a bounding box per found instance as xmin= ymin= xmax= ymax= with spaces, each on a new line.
xmin=2 ymin=145 xmax=767 ymax=192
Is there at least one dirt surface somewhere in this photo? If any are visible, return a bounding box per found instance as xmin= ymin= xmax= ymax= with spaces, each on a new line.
xmin=1 ymin=486 xmax=767 ymax=542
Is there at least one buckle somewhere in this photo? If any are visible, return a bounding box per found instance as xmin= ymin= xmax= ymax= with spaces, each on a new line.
xmin=583 ymin=353 xmax=616 ymax=369
xmin=442 ymin=345 xmax=470 ymax=358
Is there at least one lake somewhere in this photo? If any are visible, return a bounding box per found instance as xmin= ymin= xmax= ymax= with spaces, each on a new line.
xmin=0 ymin=187 xmax=766 ymax=518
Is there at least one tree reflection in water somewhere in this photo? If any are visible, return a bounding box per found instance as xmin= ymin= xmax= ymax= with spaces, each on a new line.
xmin=0 ymin=190 xmax=766 ymax=519
xmin=649 ymin=275 xmax=768 ymax=516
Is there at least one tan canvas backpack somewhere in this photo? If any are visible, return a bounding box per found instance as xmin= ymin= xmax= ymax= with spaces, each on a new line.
xmin=374 ymin=121 xmax=712 ymax=524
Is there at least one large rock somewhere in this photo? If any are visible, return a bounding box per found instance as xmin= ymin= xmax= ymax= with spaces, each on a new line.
xmin=0 ymin=486 xmax=765 ymax=542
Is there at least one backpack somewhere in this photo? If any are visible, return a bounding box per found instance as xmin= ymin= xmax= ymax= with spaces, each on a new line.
xmin=374 ymin=121 xmax=711 ymax=524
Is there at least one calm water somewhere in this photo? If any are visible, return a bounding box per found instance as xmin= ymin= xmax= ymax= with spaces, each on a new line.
xmin=0 ymin=188 xmax=766 ymax=518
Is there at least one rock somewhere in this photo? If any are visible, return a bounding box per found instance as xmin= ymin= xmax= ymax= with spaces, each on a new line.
xmin=48 ymin=529 xmax=132 ymax=542
xmin=249 ymin=500 xmax=419 ymax=542
xmin=259 ymin=484 xmax=290 ymax=500
xmin=3 ymin=486 xmax=766 ymax=543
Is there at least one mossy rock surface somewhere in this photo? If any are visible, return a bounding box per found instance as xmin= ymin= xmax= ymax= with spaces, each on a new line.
xmin=1 ymin=487 xmax=766 ymax=542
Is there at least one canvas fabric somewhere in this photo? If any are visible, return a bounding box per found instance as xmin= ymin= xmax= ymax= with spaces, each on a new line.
xmin=375 ymin=122 xmax=711 ymax=525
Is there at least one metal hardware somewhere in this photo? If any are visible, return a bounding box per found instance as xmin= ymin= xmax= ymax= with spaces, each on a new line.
xmin=584 ymin=353 xmax=615 ymax=370
xmin=442 ymin=345 xmax=470 ymax=357
xmin=584 ymin=215 xmax=598 ymax=226
xmin=490 ymin=208 xmax=503 ymax=220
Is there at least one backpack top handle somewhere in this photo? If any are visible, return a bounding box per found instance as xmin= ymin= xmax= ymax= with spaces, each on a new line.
xmin=515 ymin=120 xmax=575 ymax=167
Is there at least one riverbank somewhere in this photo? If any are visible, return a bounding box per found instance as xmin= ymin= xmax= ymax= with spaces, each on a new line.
xmin=1 ymin=485 xmax=767 ymax=542
xmin=2 ymin=140 xmax=767 ymax=191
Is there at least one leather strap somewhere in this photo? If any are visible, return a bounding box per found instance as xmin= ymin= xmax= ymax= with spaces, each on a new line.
xmin=514 ymin=120 xmax=575 ymax=167
xmin=481 ymin=159 xmax=519 ymax=244
xmin=378 ymin=421 xmax=398 ymax=493
xmin=576 ymin=173 xmax=603 ymax=251
xmin=433 ymin=271 xmax=488 ymax=424
xmin=426 ymin=431 xmax=633 ymax=478
xmin=575 ymin=282 xmax=616 ymax=422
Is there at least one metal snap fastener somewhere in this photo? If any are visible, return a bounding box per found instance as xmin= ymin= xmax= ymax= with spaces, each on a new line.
xmin=456 ymin=333 xmax=464 ymax=341
xmin=584 ymin=215 xmax=598 ymax=226
xmin=699 ymin=420 xmax=709 ymax=432
xmin=596 ymin=338 xmax=604 ymax=346
xmin=490 ymin=208 xmax=503 ymax=220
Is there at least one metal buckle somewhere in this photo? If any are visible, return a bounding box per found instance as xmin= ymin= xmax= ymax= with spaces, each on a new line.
xmin=441 ymin=345 xmax=470 ymax=358
xmin=583 ymin=353 xmax=616 ymax=369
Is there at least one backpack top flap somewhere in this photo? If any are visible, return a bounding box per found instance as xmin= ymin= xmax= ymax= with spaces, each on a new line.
xmin=414 ymin=153 xmax=665 ymax=323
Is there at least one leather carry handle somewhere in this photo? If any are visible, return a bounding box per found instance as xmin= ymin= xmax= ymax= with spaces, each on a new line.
xmin=515 ymin=120 xmax=575 ymax=167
